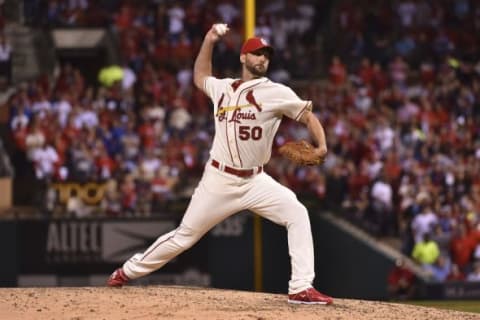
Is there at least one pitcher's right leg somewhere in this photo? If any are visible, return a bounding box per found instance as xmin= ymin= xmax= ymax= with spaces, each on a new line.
xmin=121 ymin=222 xmax=203 ymax=279
xmin=109 ymin=165 xmax=241 ymax=284
xmin=244 ymin=173 xmax=315 ymax=293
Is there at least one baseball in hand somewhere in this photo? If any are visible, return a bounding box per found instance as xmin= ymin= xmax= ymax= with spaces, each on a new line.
xmin=213 ymin=23 xmax=229 ymax=36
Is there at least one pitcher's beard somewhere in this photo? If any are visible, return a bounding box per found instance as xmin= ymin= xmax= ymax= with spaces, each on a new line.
xmin=246 ymin=63 xmax=267 ymax=77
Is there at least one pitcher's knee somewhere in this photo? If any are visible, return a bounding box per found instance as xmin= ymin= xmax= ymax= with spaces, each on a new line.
xmin=284 ymin=203 xmax=310 ymax=226
xmin=297 ymin=206 xmax=310 ymax=224
xmin=172 ymin=224 xmax=203 ymax=250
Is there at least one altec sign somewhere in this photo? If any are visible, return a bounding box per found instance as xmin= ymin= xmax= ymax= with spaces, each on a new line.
xmin=17 ymin=219 xmax=179 ymax=271
xmin=44 ymin=220 xmax=175 ymax=264
xmin=46 ymin=221 xmax=101 ymax=254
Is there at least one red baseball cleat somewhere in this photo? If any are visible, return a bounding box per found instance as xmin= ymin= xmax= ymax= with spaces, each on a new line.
xmin=107 ymin=268 xmax=130 ymax=287
xmin=288 ymin=287 xmax=333 ymax=305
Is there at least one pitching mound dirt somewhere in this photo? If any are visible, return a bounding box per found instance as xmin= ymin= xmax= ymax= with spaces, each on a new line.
xmin=0 ymin=286 xmax=479 ymax=320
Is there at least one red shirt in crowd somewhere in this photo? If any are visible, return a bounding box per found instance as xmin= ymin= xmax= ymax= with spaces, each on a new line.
xmin=388 ymin=266 xmax=415 ymax=288
xmin=12 ymin=125 xmax=28 ymax=151
xmin=120 ymin=178 xmax=136 ymax=209
xmin=154 ymin=39 xmax=171 ymax=63
xmin=447 ymin=269 xmax=466 ymax=281
xmin=450 ymin=231 xmax=476 ymax=269
xmin=358 ymin=59 xmax=374 ymax=84
xmin=372 ymin=64 xmax=389 ymax=93
xmin=348 ymin=164 xmax=370 ymax=200
xmin=96 ymin=153 xmax=116 ymax=178
xmin=115 ymin=5 xmax=134 ymax=30
xmin=138 ymin=121 xmax=155 ymax=149
xmin=53 ymin=134 xmax=68 ymax=167
xmin=329 ymin=57 xmax=347 ymax=87
xmin=63 ymin=121 xmax=80 ymax=144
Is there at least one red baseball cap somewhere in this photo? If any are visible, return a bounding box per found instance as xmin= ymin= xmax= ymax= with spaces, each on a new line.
xmin=241 ymin=37 xmax=274 ymax=55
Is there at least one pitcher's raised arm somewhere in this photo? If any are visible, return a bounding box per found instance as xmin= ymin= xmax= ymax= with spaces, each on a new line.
xmin=193 ymin=24 xmax=229 ymax=92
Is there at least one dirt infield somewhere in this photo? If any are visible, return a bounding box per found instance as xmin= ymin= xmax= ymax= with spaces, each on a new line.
xmin=1 ymin=286 xmax=479 ymax=320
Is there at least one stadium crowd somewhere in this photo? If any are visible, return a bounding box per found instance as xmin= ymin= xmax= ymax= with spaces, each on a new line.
xmin=3 ymin=0 xmax=480 ymax=282
xmin=323 ymin=0 xmax=480 ymax=283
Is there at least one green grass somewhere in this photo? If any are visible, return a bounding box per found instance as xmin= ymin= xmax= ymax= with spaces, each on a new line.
xmin=405 ymin=300 xmax=480 ymax=314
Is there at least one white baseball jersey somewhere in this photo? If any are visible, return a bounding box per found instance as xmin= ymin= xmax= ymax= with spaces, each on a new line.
xmin=204 ymin=76 xmax=312 ymax=168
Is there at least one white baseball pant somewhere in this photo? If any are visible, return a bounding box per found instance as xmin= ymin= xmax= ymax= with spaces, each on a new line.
xmin=122 ymin=162 xmax=315 ymax=294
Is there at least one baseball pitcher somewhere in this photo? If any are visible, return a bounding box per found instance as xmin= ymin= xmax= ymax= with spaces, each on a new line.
xmin=107 ymin=23 xmax=333 ymax=305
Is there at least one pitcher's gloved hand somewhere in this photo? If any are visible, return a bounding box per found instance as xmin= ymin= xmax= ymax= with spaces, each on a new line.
xmin=278 ymin=140 xmax=326 ymax=166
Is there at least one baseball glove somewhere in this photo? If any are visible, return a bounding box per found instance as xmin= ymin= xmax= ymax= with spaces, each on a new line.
xmin=278 ymin=140 xmax=325 ymax=166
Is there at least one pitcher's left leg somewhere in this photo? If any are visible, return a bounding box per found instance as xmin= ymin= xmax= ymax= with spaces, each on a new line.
xmin=244 ymin=173 xmax=315 ymax=294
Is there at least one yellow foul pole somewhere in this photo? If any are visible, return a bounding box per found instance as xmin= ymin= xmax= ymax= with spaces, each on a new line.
xmin=244 ymin=0 xmax=262 ymax=292
xmin=244 ymin=0 xmax=255 ymax=39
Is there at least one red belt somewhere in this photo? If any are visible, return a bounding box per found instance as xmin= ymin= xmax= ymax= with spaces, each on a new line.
xmin=211 ymin=159 xmax=262 ymax=178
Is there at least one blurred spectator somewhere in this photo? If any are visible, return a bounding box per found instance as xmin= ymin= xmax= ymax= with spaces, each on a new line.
xmin=216 ymin=0 xmax=239 ymax=25
xmin=424 ymin=255 xmax=451 ymax=282
xmin=32 ymin=89 xmax=53 ymax=120
xmin=10 ymin=105 xmax=30 ymax=131
xmin=139 ymin=148 xmax=161 ymax=181
xmin=433 ymin=30 xmax=454 ymax=59
xmin=370 ymin=171 xmax=394 ymax=236
xmin=412 ymin=233 xmax=440 ymax=265
xmin=411 ymin=195 xmax=438 ymax=243
xmin=52 ymin=93 xmax=73 ymax=128
xmin=450 ymin=223 xmax=477 ymax=273
xmin=255 ymin=15 xmax=272 ymax=45
xmin=31 ymin=142 xmax=59 ymax=180
xmin=28 ymin=140 xmax=58 ymax=211
xmin=0 ymin=33 xmax=11 ymax=85
xmin=430 ymin=223 xmax=452 ymax=258
xmin=167 ymin=3 xmax=185 ymax=44
xmin=74 ymin=103 xmax=99 ymax=129
xmin=121 ymin=62 xmax=136 ymax=91
xmin=121 ymin=120 xmax=141 ymax=160
xmin=168 ymin=99 xmax=192 ymax=133
xmin=69 ymin=140 xmax=95 ymax=181
xmin=135 ymin=167 xmax=152 ymax=217
xmin=353 ymin=86 xmax=372 ymax=114
xmin=101 ymin=179 xmax=122 ymax=217
xmin=95 ymin=146 xmax=115 ymax=180
xmin=466 ymin=262 xmax=480 ymax=282
xmin=387 ymin=258 xmax=416 ymax=300
xmin=325 ymin=161 xmax=348 ymax=211
xmin=396 ymin=0 xmax=416 ymax=29
xmin=151 ymin=166 xmax=177 ymax=211
xmin=25 ymin=118 xmax=46 ymax=161
xmin=66 ymin=195 xmax=90 ymax=218
xmin=388 ymin=55 xmax=409 ymax=87
xmin=394 ymin=32 xmax=416 ymax=59
xmin=328 ymin=56 xmax=347 ymax=88
xmin=0 ymin=2 xmax=4 ymax=31
xmin=120 ymin=173 xmax=137 ymax=216
xmin=447 ymin=263 xmax=466 ymax=281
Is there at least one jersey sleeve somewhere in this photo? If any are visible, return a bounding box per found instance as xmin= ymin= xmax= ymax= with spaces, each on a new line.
xmin=203 ymin=76 xmax=234 ymax=114
xmin=274 ymin=85 xmax=313 ymax=121
xmin=203 ymin=76 xmax=224 ymax=100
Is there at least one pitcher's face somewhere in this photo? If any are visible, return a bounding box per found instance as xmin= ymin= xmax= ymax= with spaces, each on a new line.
xmin=241 ymin=48 xmax=271 ymax=77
